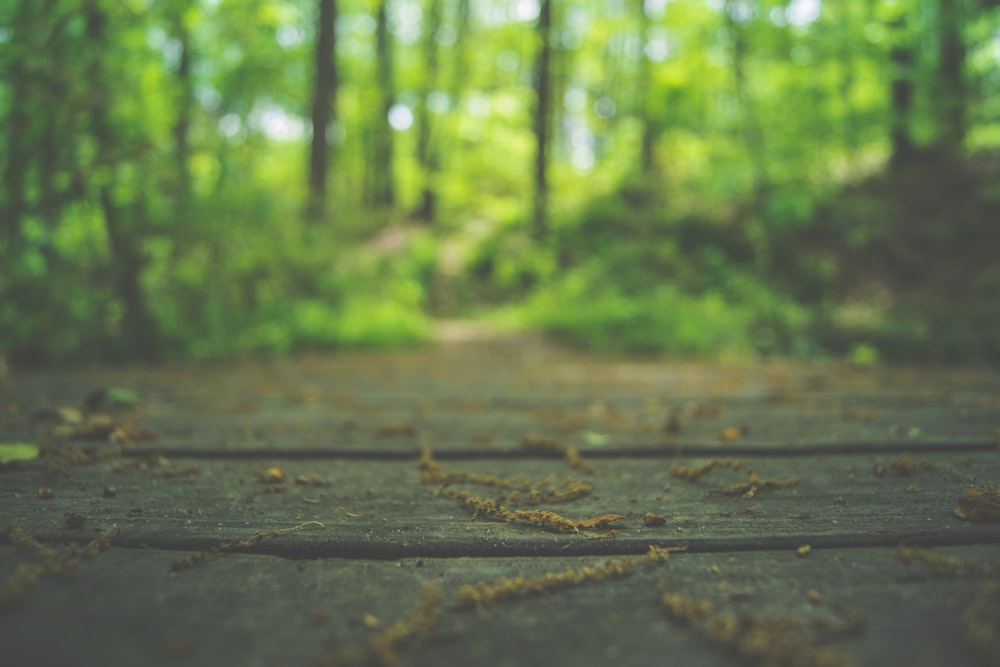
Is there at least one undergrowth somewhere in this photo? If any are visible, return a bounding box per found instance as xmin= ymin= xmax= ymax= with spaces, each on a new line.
xmin=454 ymin=151 xmax=1000 ymax=363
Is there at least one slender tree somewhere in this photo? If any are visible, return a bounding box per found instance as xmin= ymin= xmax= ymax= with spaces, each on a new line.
xmin=414 ymin=0 xmax=443 ymax=222
xmin=84 ymin=0 xmax=159 ymax=359
xmin=448 ymin=0 xmax=471 ymax=104
xmin=636 ymin=0 xmax=655 ymax=174
xmin=887 ymin=11 xmax=915 ymax=170
xmin=934 ymin=0 xmax=967 ymax=154
xmin=532 ymin=0 xmax=554 ymax=241
xmin=308 ymin=0 xmax=338 ymax=220
xmin=834 ymin=0 xmax=874 ymax=161
xmin=372 ymin=0 xmax=395 ymax=207
xmin=441 ymin=0 xmax=471 ymax=202
xmin=38 ymin=22 xmax=71 ymax=243
xmin=723 ymin=0 xmax=766 ymax=193
xmin=169 ymin=4 xmax=194 ymax=215
xmin=1 ymin=3 xmax=33 ymax=248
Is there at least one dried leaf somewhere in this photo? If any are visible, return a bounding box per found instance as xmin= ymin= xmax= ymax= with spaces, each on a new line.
xmin=31 ymin=407 xmax=82 ymax=426
xmin=954 ymin=483 xmax=1000 ymax=523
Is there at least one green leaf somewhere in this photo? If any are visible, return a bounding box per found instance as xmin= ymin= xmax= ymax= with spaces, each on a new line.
xmin=105 ymin=387 xmax=139 ymax=407
xmin=0 ymin=443 xmax=40 ymax=465
xmin=848 ymin=343 xmax=880 ymax=367
xmin=583 ymin=432 xmax=610 ymax=446
xmin=86 ymin=387 xmax=140 ymax=410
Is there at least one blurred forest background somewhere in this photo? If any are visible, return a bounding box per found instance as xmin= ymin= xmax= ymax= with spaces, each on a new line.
xmin=2 ymin=0 xmax=999 ymax=365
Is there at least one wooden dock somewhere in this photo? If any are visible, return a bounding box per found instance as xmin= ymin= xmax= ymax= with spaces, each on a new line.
xmin=2 ymin=333 xmax=999 ymax=667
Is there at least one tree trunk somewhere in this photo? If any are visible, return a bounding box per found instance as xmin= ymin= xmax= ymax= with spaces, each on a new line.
xmin=85 ymin=1 xmax=158 ymax=359
xmin=532 ymin=0 xmax=554 ymax=242
xmin=171 ymin=10 xmax=194 ymax=215
xmin=636 ymin=0 xmax=655 ymax=174
xmin=724 ymin=1 xmax=766 ymax=194
xmin=2 ymin=4 xmax=33 ymax=250
xmin=372 ymin=0 xmax=395 ymax=207
xmin=935 ymin=0 xmax=966 ymax=154
xmin=414 ymin=0 xmax=443 ymax=222
xmin=886 ymin=11 xmax=915 ymax=170
xmin=37 ymin=0 xmax=79 ymax=252
xmin=449 ymin=0 xmax=471 ymax=104
xmin=2 ymin=69 xmax=29 ymax=249
xmin=308 ymin=0 xmax=338 ymax=220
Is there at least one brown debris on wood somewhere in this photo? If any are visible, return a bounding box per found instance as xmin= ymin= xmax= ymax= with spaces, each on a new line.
xmin=891 ymin=543 xmax=1000 ymax=659
xmin=112 ymin=453 xmax=169 ymax=473
xmin=671 ymin=459 xmax=797 ymax=499
xmin=40 ymin=440 xmax=132 ymax=476
xmin=257 ymin=466 xmax=287 ymax=484
xmin=657 ymin=581 xmax=714 ymax=624
xmin=295 ymin=474 xmax=328 ymax=487
xmin=718 ymin=425 xmax=748 ymax=442
xmin=963 ymin=578 xmax=1000 ymax=662
xmin=954 ymin=482 xmax=1000 ymax=523
xmin=670 ymin=458 xmax=743 ymax=481
xmin=419 ymin=449 xmax=592 ymax=503
xmin=643 ymin=512 xmax=667 ymax=526
xmin=315 ymin=583 xmax=443 ymax=667
xmin=455 ymin=557 xmax=636 ymax=608
xmin=420 ymin=448 xmax=630 ymax=533
xmin=33 ymin=407 xmax=155 ymax=476
xmin=453 ymin=546 xmax=677 ymax=610
xmin=657 ymin=580 xmax=863 ymax=667
xmin=724 ymin=469 xmax=799 ymax=499
xmin=880 ymin=456 xmax=958 ymax=478
xmin=1 ymin=520 xmax=111 ymax=607
xmin=170 ymin=521 xmax=324 ymax=572
xmin=893 ymin=545 xmax=987 ymax=576
xmin=158 ymin=464 xmax=202 ymax=479
xmin=520 ymin=434 xmax=596 ymax=474
xmin=440 ymin=487 xmax=630 ymax=533
xmin=368 ymin=583 xmax=442 ymax=667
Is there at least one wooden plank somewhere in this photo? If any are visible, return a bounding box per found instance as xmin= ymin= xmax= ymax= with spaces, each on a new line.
xmin=3 ymin=453 xmax=998 ymax=557
xmin=6 ymin=393 xmax=996 ymax=456
xmin=8 ymin=346 xmax=1000 ymax=406
xmin=6 ymin=349 xmax=997 ymax=455
xmin=129 ymin=394 xmax=997 ymax=454
xmin=2 ymin=350 xmax=998 ymax=667
xmin=2 ymin=544 xmax=996 ymax=667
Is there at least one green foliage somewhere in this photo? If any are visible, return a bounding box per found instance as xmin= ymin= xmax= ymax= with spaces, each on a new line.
xmin=522 ymin=273 xmax=754 ymax=357
xmin=518 ymin=256 xmax=816 ymax=359
xmin=140 ymin=188 xmax=432 ymax=359
xmin=802 ymin=150 xmax=1000 ymax=363
xmin=1 ymin=0 xmax=998 ymax=364
xmin=476 ymin=185 xmax=817 ymax=358
xmin=0 ymin=443 xmax=40 ymax=465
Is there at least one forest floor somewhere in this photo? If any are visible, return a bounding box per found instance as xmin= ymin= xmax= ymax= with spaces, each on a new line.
xmin=1 ymin=328 xmax=1000 ymax=667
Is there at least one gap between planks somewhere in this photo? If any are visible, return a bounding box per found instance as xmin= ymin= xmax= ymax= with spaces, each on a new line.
xmin=9 ymin=525 xmax=1000 ymax=562
xmin=122 ymin=437 xmax=1000 ymax=460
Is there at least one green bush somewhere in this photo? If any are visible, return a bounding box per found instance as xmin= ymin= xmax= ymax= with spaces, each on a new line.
xmin=139 ymin=190 xmax=433 ymax=360
xmin=518 ymin=259 xmax=812 ymax=358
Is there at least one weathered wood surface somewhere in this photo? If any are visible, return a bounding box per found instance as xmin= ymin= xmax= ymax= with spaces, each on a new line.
xmin=2 ymin=545 xmax=996 ymax=667
xmin=1 ymin=454 xmax=998 ymax=557
xmin=1 ymin=334 xmax=999 ymax=667
xmin=7 ymin=338 xmax=999 ymax=455
xmin=135 ymin=394 xmax=999 ymax=455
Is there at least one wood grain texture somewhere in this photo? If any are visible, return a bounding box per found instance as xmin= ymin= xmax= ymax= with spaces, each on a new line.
xmin=2 ymin=545 xmax=995 ymax=667
xmin=2 ymin=453 xmax=997 ymax=558
xmin=2 ymin=345 xmax=998 ymax=667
